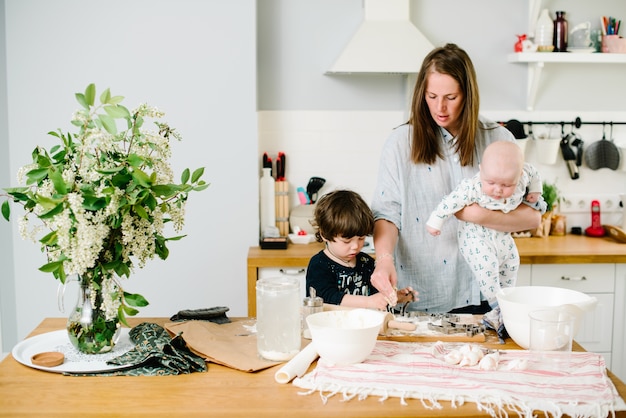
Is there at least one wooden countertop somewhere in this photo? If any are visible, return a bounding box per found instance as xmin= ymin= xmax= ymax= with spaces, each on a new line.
xmin=248 ymin=235 xmax=626 ymax=266
xmin=1 ymin=317 xmax=624 ymax=417
xmin=246 ymin=235 xmax=626 ymax=315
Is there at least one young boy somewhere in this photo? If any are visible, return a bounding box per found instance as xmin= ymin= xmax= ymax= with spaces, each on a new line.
xmin=306 ymin=190 xmax=416 ymax=310
xmin=426 ymin=141 xmax=546 ymax=311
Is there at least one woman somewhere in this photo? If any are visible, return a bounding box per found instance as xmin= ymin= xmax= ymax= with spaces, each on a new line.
xmin=370 ymin=43 xmax=541 ymax=314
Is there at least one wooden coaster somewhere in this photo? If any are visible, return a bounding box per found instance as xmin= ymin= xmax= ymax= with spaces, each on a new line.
xmin=31 ymin=352 xmax=65 ymax=367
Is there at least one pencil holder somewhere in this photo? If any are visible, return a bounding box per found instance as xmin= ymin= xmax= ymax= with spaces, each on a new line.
xmin=602 ymin=35 xmax=626 ymax=53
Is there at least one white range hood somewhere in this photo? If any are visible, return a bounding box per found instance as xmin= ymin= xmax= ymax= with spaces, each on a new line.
xmin=326 ymin=0 xmax=434 ymax=74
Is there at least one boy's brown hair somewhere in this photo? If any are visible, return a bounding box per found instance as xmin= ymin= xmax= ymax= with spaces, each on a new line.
xmin=312 ymin=190 xmax=374 ymax=242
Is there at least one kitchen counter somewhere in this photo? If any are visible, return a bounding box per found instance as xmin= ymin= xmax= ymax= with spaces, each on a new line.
xmin=1 ymin=317 xmax=624 ymax=417
xmin=247 ymin=235 xmax=626 ymax=316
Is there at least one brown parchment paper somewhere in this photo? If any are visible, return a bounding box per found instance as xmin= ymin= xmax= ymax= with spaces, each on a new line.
xmin=164 ymin=319 xmax=280 ymax=372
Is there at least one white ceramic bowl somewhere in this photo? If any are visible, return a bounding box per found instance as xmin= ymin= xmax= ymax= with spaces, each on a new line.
xmin=496 ymin=286 xmax=597 ymax=349
xmin=288 ymin=233 xmax=315 ymax=244
xmin=306 ymin=309 xmax=384 ymax=365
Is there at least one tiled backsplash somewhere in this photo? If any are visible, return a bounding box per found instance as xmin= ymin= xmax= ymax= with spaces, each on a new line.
xmin=258 ymin=110 xmax=626 ymax=231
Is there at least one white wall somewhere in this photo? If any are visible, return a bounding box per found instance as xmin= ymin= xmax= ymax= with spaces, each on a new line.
xmin=259 ymin=110 xmax=626 ymax=231
xmin=1 ymin=0 xmax=258 ymax=350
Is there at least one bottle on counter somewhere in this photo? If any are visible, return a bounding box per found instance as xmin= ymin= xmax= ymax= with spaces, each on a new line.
xmin=535 ymin=9 xmax=554 ymax=52
xmin=553 ymin=11 xmax=568 ymax=52
xmin=259 ymin=167 xmax=276 ymax=237
xmin=302 ymin=287 xmax=323 ymax=339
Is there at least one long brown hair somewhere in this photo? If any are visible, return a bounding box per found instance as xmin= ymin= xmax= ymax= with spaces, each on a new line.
xmin=409 ymin=43 xmax=480 ymax=166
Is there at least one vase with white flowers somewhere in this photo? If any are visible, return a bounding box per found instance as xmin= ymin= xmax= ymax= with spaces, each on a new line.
xmin=1 ymin=84 xmax=208 ymax=354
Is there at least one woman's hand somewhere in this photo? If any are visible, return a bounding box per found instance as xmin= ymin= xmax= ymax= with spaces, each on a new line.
xmin=371 ymin=256 xmax=398 ymax=306
xmin=397 ymin=287 xmax=418 ymax=304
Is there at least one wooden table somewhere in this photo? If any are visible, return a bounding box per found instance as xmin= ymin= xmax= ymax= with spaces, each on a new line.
xmin=1 ymin=317 xmax=625 ymax=418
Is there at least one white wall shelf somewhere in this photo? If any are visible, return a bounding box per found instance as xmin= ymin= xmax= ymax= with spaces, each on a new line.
xmin=508 ymin=52 xmax=626 ymax=64
xmin=508 ymin=53 xmax=626 ymax=111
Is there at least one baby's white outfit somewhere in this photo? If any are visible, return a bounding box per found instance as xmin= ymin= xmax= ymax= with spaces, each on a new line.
xmin=426 ymin=163 xmax=545 ymax=307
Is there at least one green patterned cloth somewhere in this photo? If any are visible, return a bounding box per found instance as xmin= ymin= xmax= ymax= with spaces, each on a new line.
xmin=66 ymin=322 xmax=207 ymax=376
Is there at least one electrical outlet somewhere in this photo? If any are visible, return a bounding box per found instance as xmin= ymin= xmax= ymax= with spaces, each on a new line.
xmin=559 ymin=194 xmax=623 ymax=214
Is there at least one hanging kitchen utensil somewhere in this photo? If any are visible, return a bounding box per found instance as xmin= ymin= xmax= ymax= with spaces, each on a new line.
xmin=560 ymin=134 xmax=579 ymax=179
xmin=306 ymin=177 xmax=326 ymax=203
xmin=504 ymin=119 xmax=527 ymax=139
xmin=584 ymin=123 xmax=620 ymax=170
xmin=571 ymin=135 xmax=584 ymax=166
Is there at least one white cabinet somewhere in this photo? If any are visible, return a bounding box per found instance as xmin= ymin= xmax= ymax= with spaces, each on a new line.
xmin=517 ymin=264 xmax=531 ymax=287
xmin=530 ymin=264 xmax=615 ymax=370
xmin=612 ymin=264 xmax=626 ymax=383
xmin=259 ymin=267 xmax=307 ymax=300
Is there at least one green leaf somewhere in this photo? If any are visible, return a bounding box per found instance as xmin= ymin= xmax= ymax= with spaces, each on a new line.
xmin=98 ymin=114 xmax=117 ymax=135
xmin=122 ymin=305 xmax=139 ymax=316
xmin=39 ymin=260 xmax=64 ymax=273
xmin=124 ymin=292 xmax=149 ymax=307
xmin=75 ymin=93 xmax=88 ymax=109
xmin=131 ymin=168 xmax=152 ymax=187
xmin=100 ymin=88 xmax=111 ymax=104
xmin=108 ymin=95 xmax=124 ymax=105
xmin=133 ymin=204 xmax=149 ymax=220
xmin=151 ymin=184 xmax=178 ymax=198
xmin=35 ymin=195 xmax=63 ymax=210
xmin=155 ymin=235 xmax=169 ymax=260
xmin=6 ymin=190 xmax=30 ymax=202
xmin=48 ymin=168 xmax=67 ymax=194
xmin=82 ymin=195 xmax=108 ymax=211
xmin=95 ymin=166 xmax=125 ymax=175
xmin=117 ymin=306 xmax=130 ymax=327
xmin=191 ymin=167 xmax=205 ymax=183
xmin=1 ymin=200 xmax=10 ymax=221
xmin=84 ymin=83 xmax=96 ymax=106
xmin=39 ymin=230 xmax=58 ymax=246
xmin=36 ymin=154 xmax=51 ymax=168
xmin=194 ymin=183 xmax=210 ymax=192
xmin=104 ymin=104 xmax=130 ymax=119
xmin=181 ymin=168 xmax=190 ymax=184
xmin=26 ymin=168 xmax=49 ymax=184
xmin=38 ymin=202 xmax=65 ymax=219
xmin=127 ymin=153 xmax=144 ymax=168
xmin=165 ymin=234 xmax=187 ymax=242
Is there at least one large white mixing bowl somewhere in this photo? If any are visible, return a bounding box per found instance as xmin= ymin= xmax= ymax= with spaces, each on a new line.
xmin=496 ymin=286 xmax=597 ymax=349
xmin=306 ymin=309 xmax=384 ymax=365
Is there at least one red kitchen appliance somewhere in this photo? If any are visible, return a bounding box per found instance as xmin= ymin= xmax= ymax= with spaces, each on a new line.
xmin=585 ymin=200 xmax=606 ymax=237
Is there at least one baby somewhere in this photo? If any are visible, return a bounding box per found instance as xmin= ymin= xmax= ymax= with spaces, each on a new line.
xmin=426 ymin=141 xmax=546 ymax=312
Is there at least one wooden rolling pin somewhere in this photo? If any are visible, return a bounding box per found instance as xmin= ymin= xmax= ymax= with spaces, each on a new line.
xmin=322 ymin=303 xmax=417 ymax=335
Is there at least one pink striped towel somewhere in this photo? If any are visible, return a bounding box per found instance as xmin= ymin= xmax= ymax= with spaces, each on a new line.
xmin=293 ymin=341 xmax=625 ymax=417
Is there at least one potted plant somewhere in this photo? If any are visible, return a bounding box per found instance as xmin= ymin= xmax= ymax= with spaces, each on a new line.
xmin=532 ymin=181 xmax=560 ymax=237
xmin=1 ymin=84 xmax=209 ymax=353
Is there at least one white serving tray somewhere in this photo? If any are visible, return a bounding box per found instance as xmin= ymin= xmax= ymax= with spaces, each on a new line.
xmin=12 ymin=329 xmax=134 ymax=373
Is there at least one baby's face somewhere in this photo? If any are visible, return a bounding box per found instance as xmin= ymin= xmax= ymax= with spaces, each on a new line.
xmin=480 ymin=164 xmax=520 ymax=200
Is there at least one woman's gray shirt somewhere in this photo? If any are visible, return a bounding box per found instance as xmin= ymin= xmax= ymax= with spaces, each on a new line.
xmin=371 ymin=117 xmax=515 ymax=313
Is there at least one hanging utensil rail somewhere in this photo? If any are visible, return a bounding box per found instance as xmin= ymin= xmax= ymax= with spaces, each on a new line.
xmin=499 ymin=117 xmax=626 ymax=129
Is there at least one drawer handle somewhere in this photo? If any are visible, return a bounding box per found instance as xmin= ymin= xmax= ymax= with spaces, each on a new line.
xmin=561 ymin=276 xmax=587 ymax=281
xmin=279 ymin=268 xmax=306 ymax=275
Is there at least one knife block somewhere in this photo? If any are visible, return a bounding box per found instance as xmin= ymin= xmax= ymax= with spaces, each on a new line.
xmin=275 ymin=181 xmax=289 ymax=236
